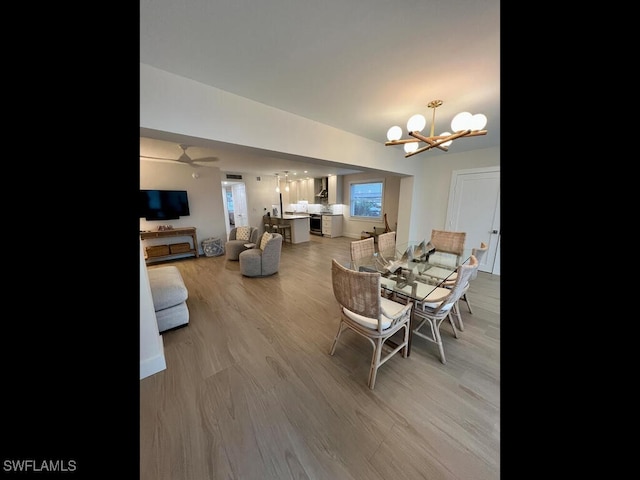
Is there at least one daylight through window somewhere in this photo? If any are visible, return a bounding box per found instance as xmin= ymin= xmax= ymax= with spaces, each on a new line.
xmin=349 ymin=181 xmax=383 ymax=220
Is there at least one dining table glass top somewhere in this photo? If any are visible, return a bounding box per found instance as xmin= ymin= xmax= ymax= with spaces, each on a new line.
xmin=354 ymin=240 xmax=472 ymax=303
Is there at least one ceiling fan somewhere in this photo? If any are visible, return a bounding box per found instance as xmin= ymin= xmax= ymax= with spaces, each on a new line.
xmin=140 ymin=143 xmax=219 ymax=166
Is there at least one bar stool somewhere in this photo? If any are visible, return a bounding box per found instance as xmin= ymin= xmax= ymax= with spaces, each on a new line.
xmin=272 ymin=217 xmax=292 ymax=244
xmin=263 ymin=213 xmax=275 ymax=233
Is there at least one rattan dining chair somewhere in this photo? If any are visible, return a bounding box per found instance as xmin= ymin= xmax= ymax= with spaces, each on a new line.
xmin=329 ymin=259 xmax=413 ymax=389
xmin=440 ymin=241 xmax=487 ymax=330
xmin=412 ymin=254 xmax=477 ymax=364
xmin=350 ymin=237 xmax=375 ymax=269
xmin=459 ymin=241 xmax=488 ymax=316
xmin=377 ymin=231 xmax=396 ymax=259
xmin=430 ymin=229 xmax=466 ymax=267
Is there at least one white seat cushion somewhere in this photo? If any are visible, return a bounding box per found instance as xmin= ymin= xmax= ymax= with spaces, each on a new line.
xmin=147 ymin=266 xmax=188 ymax=311
xmin=342 ymin=296 xmax=406 ymax=330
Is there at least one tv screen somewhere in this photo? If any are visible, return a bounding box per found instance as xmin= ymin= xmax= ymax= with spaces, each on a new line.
xmin=140 ymin=190 xmax=190 ymax=220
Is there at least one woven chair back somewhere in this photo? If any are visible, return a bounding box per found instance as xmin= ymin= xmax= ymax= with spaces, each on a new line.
xmin=331 ymin=259 xmax=381 ymax=320
xmin=377 ymin=231 xmax=396 ymax=258
xmin=350 ymin=237 xmax=375 ymax=268
xmin=430 ymin=229 xmax=466 ymax=257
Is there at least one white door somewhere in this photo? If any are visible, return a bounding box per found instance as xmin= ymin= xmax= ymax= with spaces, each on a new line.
xmin=231 ymin=183 xmax=248 ymax=227
xmin=221 ymin=182 xmax=249 ymax=238
xmin=446 ymin=167 xmax=500 ymax=275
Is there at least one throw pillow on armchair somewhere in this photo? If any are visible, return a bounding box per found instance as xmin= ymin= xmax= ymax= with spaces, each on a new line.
xmin=235 ymin=226 xmax=251 ymax=241
xmin=260 ymin=232 xmax=273 ymax=250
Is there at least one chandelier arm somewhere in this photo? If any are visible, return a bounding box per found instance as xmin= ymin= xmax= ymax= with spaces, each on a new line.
xmin=409 ymin=131 xmax=449 ymax=152
xmin=442 ymin=129 xmax=472 ymax=142
xmin=454 ymin=130 xmax=488 ymax=137
xmin=405 ymin=143 xmax=445 ymax=157
xmin=385 ymin=138 xmax=420 ymax=146
xmin=405 ymin=130 xmax=473 ymax=157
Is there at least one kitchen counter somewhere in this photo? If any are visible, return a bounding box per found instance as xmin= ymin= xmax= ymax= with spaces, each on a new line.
xmin=321 ymin=214 xmax=343 ymax=238
xmin=276 ymin=215 xmax=310 ymax=243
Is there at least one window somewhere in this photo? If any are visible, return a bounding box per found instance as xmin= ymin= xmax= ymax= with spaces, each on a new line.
xmin=350 ymin=181 xmax=383 ymax=220
xmin=226 ymin=189 xmax=234 ymax=212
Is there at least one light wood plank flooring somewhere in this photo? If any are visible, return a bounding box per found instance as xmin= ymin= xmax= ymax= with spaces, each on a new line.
xmin=140 ymin=235 xmax=500 ymax=480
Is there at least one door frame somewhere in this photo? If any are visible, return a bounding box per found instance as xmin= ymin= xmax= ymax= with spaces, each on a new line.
xmin=221 ymin=181 xmax=249 ymax=238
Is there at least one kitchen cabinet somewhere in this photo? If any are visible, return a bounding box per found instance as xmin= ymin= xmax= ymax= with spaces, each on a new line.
xmin=328 ymin=175 xmax=343 ymax=204
xmin=307 ymin=178 xmax=316 ymax=201
xmin=291 ymin=178 xmax=313 ymax=202
xmin=322 ymin=215 xmax=343 ymax=238
xmin=289 ymin=181 xmax=299 ymax=203
xmin=300 ymin=178 xmax=314 ymax=202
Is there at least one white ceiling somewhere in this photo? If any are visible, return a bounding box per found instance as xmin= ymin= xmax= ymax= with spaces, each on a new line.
xmin=140 ymin=0 xmax=500 ymax=178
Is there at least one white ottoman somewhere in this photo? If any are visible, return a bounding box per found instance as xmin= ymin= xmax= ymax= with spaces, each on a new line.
xmin=147 ymin=266 xmax=189 ymax=332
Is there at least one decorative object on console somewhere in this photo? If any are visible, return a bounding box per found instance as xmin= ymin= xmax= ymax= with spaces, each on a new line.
xmin=385 ymin=99 xmax=487 ymax=157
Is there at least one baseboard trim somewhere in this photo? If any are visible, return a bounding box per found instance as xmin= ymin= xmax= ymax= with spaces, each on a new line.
xmin=140 ymin=350 xmax=167 ymax=380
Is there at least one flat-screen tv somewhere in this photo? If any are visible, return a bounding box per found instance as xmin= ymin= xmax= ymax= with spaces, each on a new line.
xmin=140 ymin=189 xmax=190 ymax=220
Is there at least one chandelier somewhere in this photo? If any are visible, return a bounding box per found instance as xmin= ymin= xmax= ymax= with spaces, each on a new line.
xmin=385 ymin=99 xmax=487 ymax=158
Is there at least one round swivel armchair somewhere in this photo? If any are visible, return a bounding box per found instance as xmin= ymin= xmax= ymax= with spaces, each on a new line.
xmin=225 ymin=226 xmax=259 ymax=261
xmin=239 ymin=232 xmax=283 ymax=277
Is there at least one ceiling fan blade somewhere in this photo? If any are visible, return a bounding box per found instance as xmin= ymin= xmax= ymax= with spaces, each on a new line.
xmin=140 ymin=155 xmax=179 ymax=161
xmin=192 ymin=156 xmax=219 ymax=163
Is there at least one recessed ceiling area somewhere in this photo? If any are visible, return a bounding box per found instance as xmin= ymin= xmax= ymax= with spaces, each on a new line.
xmin=140 ymin=130 xmax=390 ymax=180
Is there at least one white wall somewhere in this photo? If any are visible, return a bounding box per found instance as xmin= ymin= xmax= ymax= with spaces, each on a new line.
xmin=140 ymin=160 xmax=227 ymax=253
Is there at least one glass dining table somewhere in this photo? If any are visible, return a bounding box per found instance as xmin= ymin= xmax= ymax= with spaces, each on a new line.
xmin=353 ymin=240 xmax=472 ymax=355
xmin=355 ymin=240 xmax=470 ymax=300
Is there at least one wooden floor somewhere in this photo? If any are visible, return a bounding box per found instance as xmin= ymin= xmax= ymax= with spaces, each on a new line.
xmin=140 ymin=235 xmax=500 ymax=480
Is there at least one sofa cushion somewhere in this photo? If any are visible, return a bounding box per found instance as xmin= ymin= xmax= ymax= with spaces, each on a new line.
xmin=260 ymin=231 xmax=273 ymax=250
xmin=155 ymin=302 xmax=189 ymax=333
xmin=147 ymin=266 xmax=188 ymax=311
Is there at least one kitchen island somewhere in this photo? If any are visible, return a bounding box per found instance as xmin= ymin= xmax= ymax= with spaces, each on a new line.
xmin=281 ymin=214 xmax=310 ymax=244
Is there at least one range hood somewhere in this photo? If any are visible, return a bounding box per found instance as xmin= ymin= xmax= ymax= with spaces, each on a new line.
xmin=315 ymin=177 xmax=328 ymax=198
